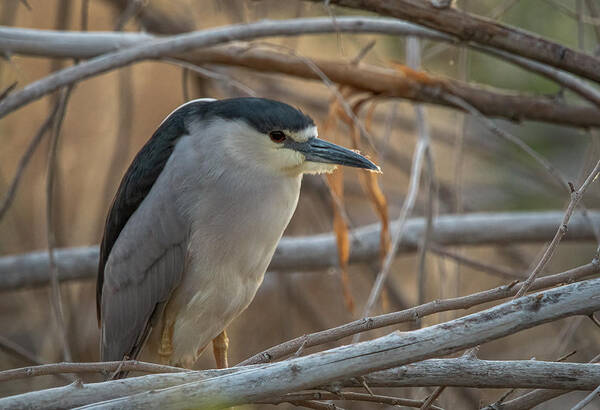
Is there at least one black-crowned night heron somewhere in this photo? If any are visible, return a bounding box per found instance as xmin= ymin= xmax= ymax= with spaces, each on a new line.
xmin=96 ymin=97 xmax=379 ymax=372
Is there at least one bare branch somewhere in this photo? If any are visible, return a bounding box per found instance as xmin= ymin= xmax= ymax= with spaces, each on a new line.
xmin=484 ymin=350 xmax=600 ymax=409
xmin=0 ymin=17 xmax=450 ymax=118
xmin=515 ymin=159 xmax=600 ymax=297
xmin=240 ymin=261 xmax=598 ymax=365
xmin=161 ymin=58 xmax=256 ymax=97
xmin=349 ymin=358 xmax=600 ymax=390
xmin=358 ymin=98 xmax=427 ymax=327
xmin=421 ymin=386 xmax=445 ymax=410
xmin=315 ymin=0 xmax=600 ymax=83
xmin=0 ymin=360 xmax=185 ymax=383
xmin=572 ymin=385 xmax=600 ymax=410
xmin=45 ymin=85 xmax=74 ymax=363
xmin=259 ymin=391 xmax=443 ymax=409
xmin=40 ymin=278 xmax=600 ymax=409
xmin=2 ymin=25 xmax=600 ymax=127
xmin=5 ymin=356 xmax=600 ymax=409
xmin=103 ymin=0 xmax=195 ymax=34
xmin=477 ymin=45 xmax=600 ymax=108
xmin=0 ymin=20 xmax=445 ymax=59
xmin=442 ymin=93 xmax=570 ymax=193
xmin=1 ymin=211 xmax=599 ymax=291
xmin=428 ymin=244 xmax=525 ymax=280
xmin=0 ymin=335 xmax=72 ymax=384
xmin=0 ymin=98 xmax=61 ymax=220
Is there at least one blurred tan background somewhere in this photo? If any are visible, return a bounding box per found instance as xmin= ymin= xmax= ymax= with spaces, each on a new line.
xmin=1 ymin=0 xmax=600 ymax=408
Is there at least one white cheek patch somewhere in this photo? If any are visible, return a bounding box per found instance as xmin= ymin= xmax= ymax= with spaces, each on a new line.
xmin=280 ymin=149 xmax=305 ymax=169
xmin=288 ymin=125 xmax=317 ymax=143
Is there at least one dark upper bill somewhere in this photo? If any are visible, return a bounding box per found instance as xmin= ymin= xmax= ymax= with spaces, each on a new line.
xmin=291 ymin=137 xmax=380 ymax=172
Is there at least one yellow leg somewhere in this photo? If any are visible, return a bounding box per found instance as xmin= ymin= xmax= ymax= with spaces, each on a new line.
xmin=212 ymin=330 xmax=229 ymax=368
xmin=158 ymin=321 xmax=174 ymax=365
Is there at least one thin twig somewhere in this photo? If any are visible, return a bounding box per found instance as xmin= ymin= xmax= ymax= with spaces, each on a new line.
xmin=239 ymin=261 xmax=599 ymax=365
xmin=0 ymin=100 xmax=61 ymax=220
xmin=355 ymin=96 xmax=428 ymax=337
xmin=407 ymin=36 xmax=435 ymax=321
xmin=442 ymin=93 xmax=569 ymax=192
xmin=585 ymin=0 xmax=600 ymax=45
xmin=161 ymin=57 xmax=256 ymax=96
xmin=0 ymin=335 xmax=43 ymax=367
xmin=315 ymin=0 xmax=600 ymax=83
xmin=45 ymin=0 xmax=76 ymax=362
xmin=0 ymin=360 xmax=186 ymax=383
xmin=474 ymin=45 xmax=600 ymax=108
xmin=423 ymin=0 xmax=521 ymax=60
xmin=515 ymin=159 xmax=600 ymax=298
xmin=572 ymin=385 xmax=600 ymax=410
xmin=443 ymin=91 xmax=600 ymax=248
xmin=428 ymin=244 xmax=525 ymax=280
xmin=46 ymin=85 xmax=75 ymax=362
xmin=252 ymin=41 xmax=378 ymax=152
xmin=0 ymin=81 xmax=16 ymax=101
xmin=421 ymin=386 xmax=446 ymax=409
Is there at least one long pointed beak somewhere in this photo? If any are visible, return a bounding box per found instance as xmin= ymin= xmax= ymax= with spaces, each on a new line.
xmin=298 ymin=138 xmax=380 ymax=172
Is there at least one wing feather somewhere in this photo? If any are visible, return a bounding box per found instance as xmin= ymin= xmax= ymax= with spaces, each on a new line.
xmin=96 ymin=101 xmax=213 ymax=363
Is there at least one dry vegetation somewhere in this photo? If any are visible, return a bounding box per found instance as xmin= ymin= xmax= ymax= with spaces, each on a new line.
xmin=1 ymin=0 xmax=600 ymax=409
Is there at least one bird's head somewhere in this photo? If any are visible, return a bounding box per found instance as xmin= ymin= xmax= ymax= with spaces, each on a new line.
xmin=180 ymin=97 xmax=380 ymax=176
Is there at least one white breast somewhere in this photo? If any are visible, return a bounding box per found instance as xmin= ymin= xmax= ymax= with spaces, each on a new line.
xmin=141 ymin=132 xmax=302 ymax=366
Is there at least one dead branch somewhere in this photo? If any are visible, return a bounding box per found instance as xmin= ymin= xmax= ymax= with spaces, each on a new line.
xmin=4 ymin=356 xmax=600 ymax=409
xmin=2 ymin=27 xmax=600 ymax=127
xmin=240 ymin=261 xmax=598 ymax=365
xmin=1 ymin=211 xmax=599 ymax=291
xmin=0 ymin=17 xmax=451 ymax=118
xmin=316 ymin=0 xmax=600 ymax=83
xmin=15 ymin=277 xmax=598 ymax=409
xmin=516 ymin=159 xmax=600 ymax=297
xmin=0 ymin=360 xmax=186 ymax=383
xmin=259 ymin=391 xmax=443 ymax=409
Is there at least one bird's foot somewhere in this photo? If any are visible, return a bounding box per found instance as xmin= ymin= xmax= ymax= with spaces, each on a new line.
xmin=158 ymin=321 xmax=174 ymax=364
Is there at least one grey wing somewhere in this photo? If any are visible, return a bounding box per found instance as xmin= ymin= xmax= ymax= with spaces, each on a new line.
xmin=100 ymin=185 xmax=188 ymax=362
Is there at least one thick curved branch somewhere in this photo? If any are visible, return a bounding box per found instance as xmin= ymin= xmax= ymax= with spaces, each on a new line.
xmin=4 ymin=356 xmax=600 ymax=409
xmin=0 ymin=17 xmax=451 ymax=118
xmin=0 ymin=21 xmax=447 ymax=58
xmin=1 ymin=211 xmax=598 ymax=291
xmin=317 ymin=0 xmax=600 ymax=83
xmin=31 ymin=278 xmax=600 ymax=409
xmin=2 ymin=27 xmax=600 ymax=127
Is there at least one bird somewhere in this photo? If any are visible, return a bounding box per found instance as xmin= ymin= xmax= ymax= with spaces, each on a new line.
xmin=96 ymin=97 xmax=379 ymax=372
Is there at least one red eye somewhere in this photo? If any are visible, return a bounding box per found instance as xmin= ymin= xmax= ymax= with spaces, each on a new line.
xmin=269 ymin=131 xmax=286 ymax=143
